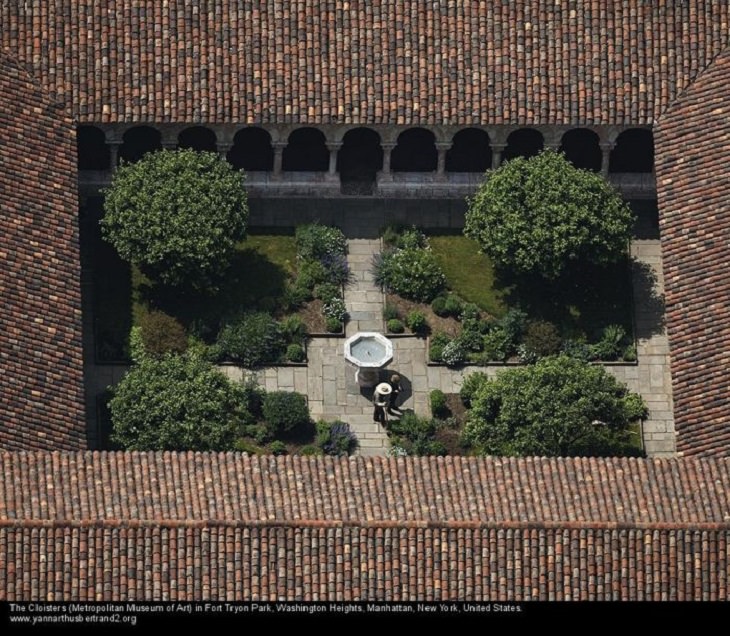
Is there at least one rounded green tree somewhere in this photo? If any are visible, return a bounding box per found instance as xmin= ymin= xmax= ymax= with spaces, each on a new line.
xmin=464 ymin=150 xmax=634 ymax=279
xmin=109 ymin=349 xmax=250 ymax=451
xmin=462 ymin=355 xmax=647 ymax=457
xmin=102 ymin=149 xmax=248 ymax=288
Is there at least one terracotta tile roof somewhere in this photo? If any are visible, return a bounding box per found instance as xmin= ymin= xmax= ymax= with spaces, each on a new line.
xmin=3 ymin=525 xmax=728 ymax=601
xmin=2 ymin=1 xmax=729 ymax=125
xmin=2 ymin=453 xmax=729 ymax=524
xmin=655 ymin=48 xmax=730 ymax=457
xmin=1 ymin=453 xmax=728 ymax=600
xmin=0 ymin=53 xmax=85 ymax=450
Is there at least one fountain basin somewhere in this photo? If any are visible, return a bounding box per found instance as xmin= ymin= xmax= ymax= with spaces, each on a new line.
xmin=344 ymin=332 xmax=393 ymax=368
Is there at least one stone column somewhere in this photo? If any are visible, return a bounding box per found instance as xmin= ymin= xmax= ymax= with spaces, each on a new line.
xmin=272 ymin=141 xmax=287 ymax=179
xmin=160 ymin=128 xmax=178 ymax=151
xmin=491 ymin=143 xmax=506 ymax=168
xmin=218 ymin=142 xmax=233 ymax=161
xmin=600 ymin=141 xmax=615 ymax=176
xmin=436 ymin=142 xmax=450 ymax=179
xmin=108 ymin=140 xmax=122 ymax=169
xmin=326 ymin=141 xmax=342 ymax=180
xmin=379 ymin=142 xmax=396 ymax=181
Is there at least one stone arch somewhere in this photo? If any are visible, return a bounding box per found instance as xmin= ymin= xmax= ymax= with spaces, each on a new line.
xmin=227 ymin=127 xmax=274 ymax=171
xmin=391 ymin=128 xmax=437 ymax=172
xmin=118 ymin=126 xmax=162 ymax=163
xmin=338 ymin=128 xmax=383 ymax=194
xmin=446 ymin=128 xmax=492 ymax=172
xmin=610 ymin=128 xmax=654 ymax=173
xmin=282 ymin=127 xmax=329 ymax=171
xmin=503 ymin=128 xmax=544 ymax=162
xmin=178 ymin=126 xmax=217 ymax=152
xmin=560 ymin=128 xmax=601 ymax=172
xmin=77 ymin=125 xmax=110 ymax=170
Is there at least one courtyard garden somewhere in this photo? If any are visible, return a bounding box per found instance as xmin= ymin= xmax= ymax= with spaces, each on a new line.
xmin=92 ymin=147 xmax=650 ymax=459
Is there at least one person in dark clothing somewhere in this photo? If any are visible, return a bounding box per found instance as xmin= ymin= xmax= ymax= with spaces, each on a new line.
xmin=388 ymin=374 xmax=402 ymax=414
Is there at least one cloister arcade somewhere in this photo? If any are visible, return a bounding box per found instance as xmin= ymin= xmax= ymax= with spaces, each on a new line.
xmin=77 ymin=123 xmax=656 ymax=199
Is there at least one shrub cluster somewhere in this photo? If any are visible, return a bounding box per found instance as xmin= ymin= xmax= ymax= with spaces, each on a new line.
xmin=315 ymin=420 xmax=358 ymax=456
xmin=373 ymin=228 xmax=445 ymax=303
xmin=216 ymin=312 xmax=286 ymax=367
xmin=429 ymin=389 xmax=449 ymax=418
xmin=386 ymin=412 xmax=447 ymax=457
xmin=262 ymin=391 xmax=312 ymax=437
xmin=291 ymin=223 xmax=349 ymax=331
xmin=462 ymin=355 xmax=648 ymax=457
xmin=110 ymin=348 xmax=252 ymax=451
xmin=138 ymin=310 xmax=188 ymax=356
xmin=102 ymin=149 xmax=248 ymax=289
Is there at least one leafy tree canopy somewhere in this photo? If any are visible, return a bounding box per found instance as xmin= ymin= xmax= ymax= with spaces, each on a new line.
xmin=102 ymin=149 xmax=248 ymax=289
xmin=109 ymin=346 xmax=251 ymax=451
xmin=464 ymin=150 xmax=634 ymax=279
xmin=462 ymin=355 xmax=647 ymax=457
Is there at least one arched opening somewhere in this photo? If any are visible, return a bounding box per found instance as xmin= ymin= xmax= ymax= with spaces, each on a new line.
xmin=559 ymin=128 xmax=601 ymax=172
xmin=338 ymin=128 xmax=382 ymax=194
xmin=77 ymin=125 xmax=110 ymax=170
xmin=610 ymin=128 xmax=654 ymax=173
xmin=118 ymin=126 xmax=162 ymax=164
xmin=391 ymin=128 xmax=437 ymax=172
xmin=503 ymin=128 xmax=544 ymax=162
xmin=282 ymin=128 xmax=328 ymax=171
xmin=227 ymin=128 xmax=273 ymax=171
xmin=178 ymin=126 xmax=217 ymax=152
xmin=446 ymin=128 xmax=492 ymax=172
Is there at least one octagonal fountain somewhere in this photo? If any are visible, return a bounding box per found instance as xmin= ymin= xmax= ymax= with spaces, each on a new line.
xmin=344 ymin=332 xmax=393 ymax=387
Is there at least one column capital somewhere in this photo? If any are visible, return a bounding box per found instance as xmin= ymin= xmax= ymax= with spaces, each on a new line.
xmin=599 ymin=141 xmax=616 ymax=151
xmin=435 ymin=141 xmax=452 ymax=150
xmin=491 ymin=143 xmax=507 ymax=151
xmin=326 ymin=141 xmax=343 ymax=151
xmin=272 ymin=141 xmax=288 ymax=150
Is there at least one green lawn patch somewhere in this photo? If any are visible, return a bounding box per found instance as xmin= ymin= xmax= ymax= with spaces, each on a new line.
xmin=429 ymin=235 xmax=507 ymax=318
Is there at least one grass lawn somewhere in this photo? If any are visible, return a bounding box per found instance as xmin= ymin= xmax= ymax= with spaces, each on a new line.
xmin=429 ymin=235 xmax=507 ymax=318
xmin=428 ymin=232 xmax=634 ymax=343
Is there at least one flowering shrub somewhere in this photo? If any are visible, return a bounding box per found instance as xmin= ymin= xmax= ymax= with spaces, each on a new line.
xmin=373 ymin=247 xmax=446 ymax=303
xmin=322 ymin=296 xmax=347 ymax=322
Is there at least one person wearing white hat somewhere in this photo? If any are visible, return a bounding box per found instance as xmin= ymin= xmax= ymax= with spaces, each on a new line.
xmin=373 ymin=383 xmax=391 ymax=424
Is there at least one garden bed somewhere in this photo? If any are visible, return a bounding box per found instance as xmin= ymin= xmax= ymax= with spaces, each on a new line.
xmin=93 ymin=225 xmax=349 ymax=363
xmin=377 ymin=227 xmax=636 ymax=366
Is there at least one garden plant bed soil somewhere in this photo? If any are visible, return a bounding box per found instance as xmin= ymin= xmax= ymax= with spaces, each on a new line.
xmin=298 ymin=298 xmax=326 ymax=335
xmin=432 ymin=393 xmax=470 ymax=456
xmin=385 ymin=293 xmax=461 ymax=337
